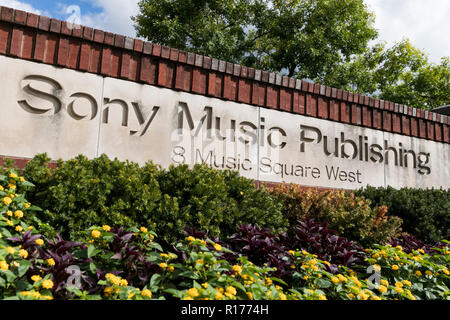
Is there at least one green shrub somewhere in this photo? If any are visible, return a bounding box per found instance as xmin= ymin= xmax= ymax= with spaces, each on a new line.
xmin=269 ymin=183 xmax=402 ymax=247
xmin=355 ymin=186 xmax=450 ymax=243
xmin=153 ymin=164 xmax=287 ymax=243
xmin=23 ymin=154 xmax=162 ymax=240
xmin=21 ymin=154 xmax=286 ymax=244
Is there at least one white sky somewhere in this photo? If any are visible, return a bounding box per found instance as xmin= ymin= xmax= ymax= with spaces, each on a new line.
xmin=1 ymin=0 xmax=449 ymax=64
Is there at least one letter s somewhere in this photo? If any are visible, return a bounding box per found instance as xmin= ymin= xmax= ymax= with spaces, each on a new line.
xmin=18 ymin=75 xmax=63 ymax=115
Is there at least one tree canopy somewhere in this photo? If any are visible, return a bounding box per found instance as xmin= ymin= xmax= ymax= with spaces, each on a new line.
xmin=133 ymin=0 xmax=449 ymax=110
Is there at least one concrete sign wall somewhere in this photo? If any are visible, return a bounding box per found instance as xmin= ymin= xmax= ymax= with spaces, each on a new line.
xmin=1 ymin=55 xmax=449 ymax=189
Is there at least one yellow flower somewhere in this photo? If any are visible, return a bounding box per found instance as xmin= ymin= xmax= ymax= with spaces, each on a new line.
xmin=201 ymin=283 xmax=208 ymax=289
xmin=402 ymin=280 xmax=411 ymax=286
xmin=9 ymin=173 xmax=18 ymax=179
xmin=215 ymin=292 xmax=224 ymax=300
xmin=425 ymin=270 xmax=433 ymax=276
xmin=415 ymin=270 xmax=422 ymax=277
xmin=6 ymin=247 xmax=16 ymax=254
xmin=15 ymin=226 xmax=23 ymax=232
xmin=391 ymin=265 xmax=399 ymax=270
xmin=42 ymin=279 xmax=54 ymax=289
xmin=19 ymin=249 xmax=28 ymax=259
xmin=395 ymin=246 xmax=403 ymax=251
xmin=6 ymin=220 xmax=13 ymax=226
xmin=288 ymin=250 xmax=295 ymax=255
xmin=378 ymin=285 xmax=387 ymax=293
xmin=395 ymin=282 xmax=403 ymax=288
xmin=159 ymin=263 xmax=168 ymax=269
xmin=6 ymin=210 xmax=13 ymax=217
xmin=226 ymin=286 xmax=237 ymax=296
xmin=186 ymin=236 xmax=195 ymax=242
xmin=417 ymin=249 xmax=425 ymax=254
xmin=102 ymin=225 xmax=111 ymax=232
xmin=160 ymin=253 xmax=169 ymax=258
xmin=119 ymin=279 xmax=128 ymax=287
xmin=141 ymin=289 xmax=152 ymax=298
xmin=195 ymin=259 xmax=204 ymax=265
xmin=213 ymin=243 xmax=222 ymax=251
xmin=91 ymin=229 xmax=101 ymax=238
xmin=373 ymin=264 xmax=381 ymax=272
xmin=168 ymin=265 xmax=174 ymax=272
xmin=14 ymin=210 xmax=24 ymax=218
xmin=140 ymin=227 xmax=148 ymax=233
xmin=331 ymin=276 xmax=340 ymax=284
xmin=348 ymin=293 xmax=355 ymax=299
xmin=2 ymin=197 xmax=12 ymax=205
xmin=46 ymin=258 xmax=56 ymax=266
xmin=187 ymin=288 xmax=199 ymax=298
xmin=337 ymin=274 xmax=347 ymax=282
xmin=358 ymin=292 xmax=369 ymax=300
xmin=380 ymin=279 xmax=389 ymax=286
xmin=371 ymin=296 xmax=381 ymax=300
xmin=104 ymin=287 xmax=112 ymax=295
xmin=394 ymin=287 xmax=403 ymax=294
xmin=318 ymin=294 xmax=327 ymax=300
xmin=31 ymin=275 xmax=42 ymax=282
xmin=0 ymin=260 xmax=9 ymax=271
xmin=19 ymin=177 xmax=26 ymax=182
xmin=442 ymin=269 xmax=449 ymax=275
xmin=232 ymin=265 xmax=243 ymax=274
xmin=35 ymin=239 xmax=44 ymax=246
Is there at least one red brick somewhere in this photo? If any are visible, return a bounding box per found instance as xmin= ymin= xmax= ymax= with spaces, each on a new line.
xmin=50 ymin=19 xmax=61 ymax=33
xmin=238 ymin=79 xmax=251 ymax=104
xmin=192 ymin=68 xmax=207 ymax=94
xmin=293 ymin=91 xmax=305 ymax=114
xmin=158 ymin=60 xmax=175 ymax=88
xmin=79 ymin=42 xmax=92 ymax=71
xmin=392 ymin=113 xmax=401 ymax=133
xmin=57 ymin=37 xmax=69 ymax=66
xmin=13 ymin=10 xmax=27 ymax=25
xmin=89 ymin=44 xmax=101 ymax=73
xmin=340 ymin=102 xmax=350 ymax=123
xmin=169 ymin=48 xmax=179 ymax=61
xmin=210 ymin=72 xmax=223 ymax=98
xmin=418 ymin=119 xmax=426 ymax=138
xmin=175 ymin=65 xmax=192 ymax=91
xmin=161 ymin=45 xmax=170 ymax=59
xmin=152 ymin=43 xmax=161 ymax=57
xmin=266 ymin=85 xmax=279 ymax=109
xmin=410 ymin=118 xmax=418 ymax=137
xmin=318 ymin=97 xmax=328 ymax=119
xmin=21 ymin=29 xmax=33 ymax=59
xmin=139 ymin=56 xmax=157 ymax=85
xmin=434 ymin=123 xmax=442 ymax=141
xmin=373 ymin=109 xmax=382 ymax=129
xmin=251 ymin=82 xmax=265 ymax=107
xmin=66 ymin=38 xmax=80 ymax=69
xmin=426 ymin=121 xmax=434 ymax=140
xmin=104 ymin=32 xmax=114 ymax=45
xmin=9 ymin=27 xmax=22 ymax=57
xmin=306 ymin=94 xmax=317 ymax=117
xmin=93 ymin=29 xmax=104 ymax=43
xmin=443 ymin=125 xmax=449 ymax=143
xmin=401 ymin=115 xmax=410 ymax=135
xmin=178 ymin=50 xmax=187 ymax=64
xmin=38 ymin=16 xmax=50 ymax=31
xmin=60 ymin=21 xmax=72 ymax=35
xmin=1 ymin=7 xmax=13 ymax=22
xmin=223 ymin=75 xmax=238 ymax=101
xmin=362 ymin=106 xmax=371 ymax=127
xmin=26 ymin=13 xmax=38 ymax=28
xmin=279 ymin=88 xmax=292 ymax=111
xmin=33 ymin=33 xmax=47 ymax=62
xmin=351 ymin=104 xmax=361 ymax=125
xmin=329 ymin=100 xmax=339 ymax=121
xmin=382 ymin=111 xmax=392 ymax=132
xmin=0 ymin=23 xmax=10 ymax=54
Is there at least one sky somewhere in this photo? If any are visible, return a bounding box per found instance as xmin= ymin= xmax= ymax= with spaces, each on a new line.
xmin=0 ymin=0 xmax=449 ymax=64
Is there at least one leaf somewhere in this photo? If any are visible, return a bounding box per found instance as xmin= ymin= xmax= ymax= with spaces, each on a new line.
xmin=149 ymin=273 xmax=162 ymax=291
xmin=17 ymin=260 xmax=32 ymax=277
xmin=87 ymin=245 xmax=99 ymax=258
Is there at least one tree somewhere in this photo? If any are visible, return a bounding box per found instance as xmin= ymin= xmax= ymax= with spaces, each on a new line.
xmin=322 ymin=39 xmax=450 ymax=110
xmin=133 ymin=1 xmax=448 ymax=110
xmin=133 ymin=0 xmax=378 ymax=78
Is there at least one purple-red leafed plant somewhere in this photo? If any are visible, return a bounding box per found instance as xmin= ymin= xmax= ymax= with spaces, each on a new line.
xmin=281 ymin=218 xmax=367 ymax=273
xmin=8 ymin=231 xmax=96 ymax=298
xmin=389 ymin=233 xmax=448 ymax=254
xmin=228 ymin=224 xmax=294 ymax=279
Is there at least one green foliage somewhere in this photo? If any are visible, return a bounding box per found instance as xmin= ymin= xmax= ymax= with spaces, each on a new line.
xmin=133 ymin=0 xmax=377 ymax=78
xmin=22 ymin=154 xmax=286 ymax=244
xmin=154 ymin=164 xmax=287 ymax=243
xmin=270 ymin=183 xmax=402 ymax=247
xmin=322 ymin=39 xmax=450 ymax=110
xmin=355 ymin=186 xmax=450 ymax=243
xmin=23 ymin=154 xmax=162 ymax=240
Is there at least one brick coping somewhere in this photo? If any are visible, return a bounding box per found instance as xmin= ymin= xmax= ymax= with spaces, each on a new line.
xmin=0 ymin=5 xmax=448 ymax=144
